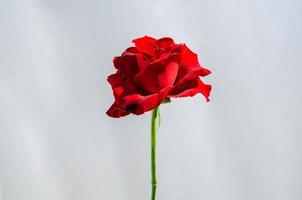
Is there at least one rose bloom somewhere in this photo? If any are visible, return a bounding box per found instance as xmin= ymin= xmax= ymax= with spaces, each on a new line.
xmin=106 ymin=36 xmax=211 ymax=118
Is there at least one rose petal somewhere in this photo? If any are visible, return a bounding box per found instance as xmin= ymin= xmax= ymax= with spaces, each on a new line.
xmin=107 ymin=71 xmax=136 ymax=98
xmin=155 ymin=37 xmax=175 ymax=48
xmin=106 ymin=101 xmax=130 ymax=118
xmin=158 ymin=61 xmax=179 ymax=88
xmin=107 ymin=73 xmax=124 ymax=99
xmin=175 ymin=67 xmax=210 ymax=86
xmin=135 ymin=53 xmax=148 ymax=72
xmin=122 ymin=47 xmax=139 ymax=55
xmin=113 ymin=55 xmax=138 ymax=78
xmin=169 ymin=78 xmax=212 ymax=102
xmin=174 ymin=44 xmax=211 ymax=82
xmin=121 ymin=87 xmax=170 ymax=115
xmin=135 ymin=61 xmax=179 ymax=93
xmin=132 ymin=35 xmax=157 ymax=56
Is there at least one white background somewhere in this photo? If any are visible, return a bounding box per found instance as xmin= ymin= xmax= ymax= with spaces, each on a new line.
xmin=1 ymin=0 xmax=302 ymax=199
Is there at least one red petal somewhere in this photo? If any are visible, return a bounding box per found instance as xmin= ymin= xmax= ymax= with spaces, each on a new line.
xmin=155 ymin=37 xmax=175 ymax=48
xmin=121 ymin=87 xmax=170 ymax=115
xmin=106 ymin=101 xmax=130 ymax=118
xmin=169 ymin=78 xmax=212 ymax=102
xmin=176 ymin=67 xmax=210 ymax=86
xmin=122 ymin=47 xmax=139 ymax=55
xmin=107 ymin=71 xmax=125 ymax=87
xmin=158 ymin=61 xmax=179 ymax=88
xmin=113 ymin=55 xmax=138 ymax=78
xmin=107 ymin=71 xmax=136 ymax=98
xmin=132 ymin=36 xmax=157 ymax=56
xmin=175 ymin=44 xmax=210 ymax=80
xmin=135 ymin=53 xmax=148 ymax=72
xmin=134 ymin=61 xmax=179 ymax=93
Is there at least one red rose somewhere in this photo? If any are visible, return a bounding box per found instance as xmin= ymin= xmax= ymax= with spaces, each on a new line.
xmin=106 ymin=36 xmax=212 ymax=118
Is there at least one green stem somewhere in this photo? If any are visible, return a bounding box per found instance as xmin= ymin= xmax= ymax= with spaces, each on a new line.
xmin=151 ymin=106 xmax=159 ymax=200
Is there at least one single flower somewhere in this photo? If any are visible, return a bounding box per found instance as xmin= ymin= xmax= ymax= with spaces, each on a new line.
xmin=106 ymin=36 xmax=211 ymax=118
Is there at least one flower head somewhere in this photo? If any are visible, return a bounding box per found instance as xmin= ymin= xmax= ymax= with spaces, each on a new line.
xmin=107 ymin=36 xmax=211 ymax=118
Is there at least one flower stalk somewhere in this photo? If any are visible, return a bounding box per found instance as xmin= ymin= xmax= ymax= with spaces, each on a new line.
xmin=151 ymin=106 xmax=160 ymax=200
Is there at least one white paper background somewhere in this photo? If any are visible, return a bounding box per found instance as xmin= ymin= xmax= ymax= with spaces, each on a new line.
xmin=1 ymin=0 xmax=302 ymax=199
